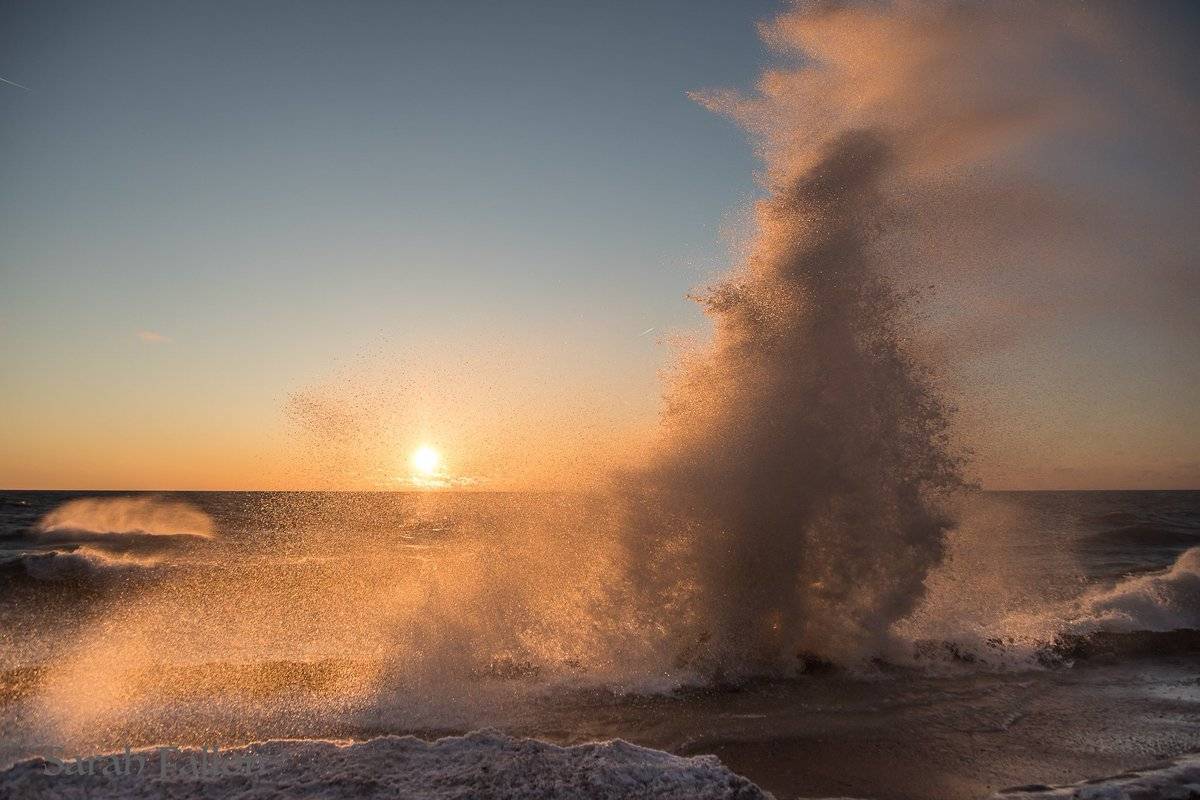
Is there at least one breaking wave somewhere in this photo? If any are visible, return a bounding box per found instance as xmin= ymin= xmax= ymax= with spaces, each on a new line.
xmin=36 ymin=497 xmax=215 ymax=539
xmin=0 ymin=497 xmax=213 ymax=600
xmin=900 ymin=518 xmax=1200 ymax=669
xmin=0 ymin=548 xmax=163 ymax=587
xmin=1068 ymin=546 xmax=1200 ymax=635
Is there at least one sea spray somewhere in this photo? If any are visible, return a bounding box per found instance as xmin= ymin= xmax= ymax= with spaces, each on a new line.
xmin=36 ymin=496 xmax=215 ymax=538
xmin=605 ymin=0 xmax=1189 ymax=674
xmin=615 ymin=129 xmax=962 ymax=674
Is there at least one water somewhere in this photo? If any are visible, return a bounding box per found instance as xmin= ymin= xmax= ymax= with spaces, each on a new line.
xmin=1 ymin=490 xmax=1198 ymax=799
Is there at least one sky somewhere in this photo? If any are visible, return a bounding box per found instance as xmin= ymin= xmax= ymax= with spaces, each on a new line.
xmin=0 ymin=0 xmax=1197 ymax=491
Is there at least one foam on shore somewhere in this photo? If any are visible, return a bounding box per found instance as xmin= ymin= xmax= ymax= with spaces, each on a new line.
xmin=0 ymin=730 xmax=775 ymax=800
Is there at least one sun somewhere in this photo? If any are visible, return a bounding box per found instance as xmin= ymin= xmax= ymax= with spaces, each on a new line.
xmin=410 ymin=445 xmax=441 ymax=476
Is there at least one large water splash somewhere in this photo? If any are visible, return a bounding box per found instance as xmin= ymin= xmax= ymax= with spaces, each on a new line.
xmin=606 ymin=0 xmax=1200 ymax=673
xmin=616 ymin=128 xmax=963 ymax=675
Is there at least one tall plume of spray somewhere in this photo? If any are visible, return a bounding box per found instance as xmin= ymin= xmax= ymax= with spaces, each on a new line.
xmin=621 ymin=122 xmax=961 ymax=670
xmin=614 ymin=0 xmax=1180 ymax=672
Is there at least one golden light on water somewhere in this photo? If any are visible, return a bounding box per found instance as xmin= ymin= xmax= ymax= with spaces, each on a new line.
xmin=410 ymin=445 xmax=442 ymax=477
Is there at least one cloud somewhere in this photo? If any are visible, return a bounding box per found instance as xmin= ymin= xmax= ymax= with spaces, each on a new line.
xmin=136 ymin=330 xmax=172 ymax=344
xmin=0 ymin=75 xmax=32 ymax=92
xmin=396 ymin=473 xmax=486 ymax=490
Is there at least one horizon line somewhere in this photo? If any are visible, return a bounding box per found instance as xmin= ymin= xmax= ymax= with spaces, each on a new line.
xmin=1 ymin=486 xmax=1197 ymax=493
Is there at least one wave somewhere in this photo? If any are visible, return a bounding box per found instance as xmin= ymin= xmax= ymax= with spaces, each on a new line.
xmin=0 ymin=548 xmax=163 ymax=587
xmin=28 ymin=529 xmax=210 ymax=557
xmin=900 ymin=545 xmax=1200 ymax=669
xmin=6 ymin=498 xmax=217 ymax=581
xmin=35 ymin=497 xmax=214 ymax=539
xmin=1065 ymin=546 xmax=1200 ymax=635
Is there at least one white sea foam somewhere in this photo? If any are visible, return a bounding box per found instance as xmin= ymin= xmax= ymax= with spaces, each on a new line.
xmin=1066 ymin=546 xmax=1200 ymax=635
xmin=0 ymin=731 xmax=775 ymax=800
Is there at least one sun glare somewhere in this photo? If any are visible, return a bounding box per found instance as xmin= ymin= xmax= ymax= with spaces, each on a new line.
xmin=411 ymin=445 xmax=441 ymax=476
